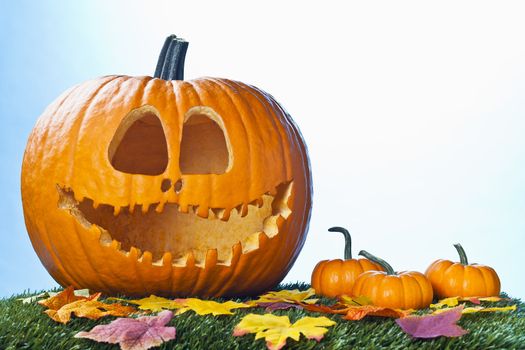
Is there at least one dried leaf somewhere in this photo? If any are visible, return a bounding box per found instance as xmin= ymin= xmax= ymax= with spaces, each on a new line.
xmin=19 ymin=288 xmax=91 ymax=304
xmin=396 ymin=306 xmax=468 ymax=338
xmin=343 ymin=305 xmax=411 ymax=321
xmin=38 ymin=286 xmax=98 ymax=311
xmin=178 ymin=298 xmax=251 ymax=316
xmin=75 ymin=310 xmax=176 ymax=350
xmin=45 ymin=299 xmax=135 ymax=324
xmin=233 ymin=313 xmax=335 ymax=350
xmin=250 ymin=288 xmax=318 ymax=306
xmin=112 ymin=295 xmax=185 ymax=312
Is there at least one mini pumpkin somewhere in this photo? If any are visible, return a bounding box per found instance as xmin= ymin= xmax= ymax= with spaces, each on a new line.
xmin=311 ymin=227 xmax=384 ymax=298
xmin=425 ymin=243 xmax=501 ymax=298
xmin=352 ymin=251 xmax=433 ymax=310
xmin=21 ymin=35 xmax=312 ymax=297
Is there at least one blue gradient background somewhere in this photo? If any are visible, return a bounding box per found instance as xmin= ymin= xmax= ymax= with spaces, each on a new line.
xmin=1 ymin=1 xmax=524 ymax=299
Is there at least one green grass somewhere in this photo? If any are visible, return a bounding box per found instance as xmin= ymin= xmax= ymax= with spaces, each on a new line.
xmin=1 ymin=283 xmax=524 ymax=349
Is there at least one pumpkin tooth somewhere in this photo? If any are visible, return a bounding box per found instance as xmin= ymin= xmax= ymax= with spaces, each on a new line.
xmin=113 ymin=205 xmax=121 ymax=216
xmin=197 ymin=205 xmax=209 ymax=218
xmin=220 ymin=208 xmax=231 ymax=221
xmin=110 ymin=239 xmax=121 ymax=251
xmin=155 ymin=202 xmax=165 ymax=213
xmin=262 ymin=215 xmax=279 ymax=238
xmin=172 ymin=253 xmax=188 ymax=267
xmin=129 ymin=203 xmax=136 ymax=214
xmin=210 ymin=208 xmax=224 ymax=219
xmin=204 ymin=249 xmax=218 ymax=268
xmin=99 ymin=230 xmax=112 ymax=246
xmin=139 ymin=251 xmax=153 ymax=265
xmin=158 ymin=251 xmax=172 ymax=267
xmin=73 ymin=192 xmax=84 ymax=203
xmin=92 ymin=200 xmax=100 ymax=209
xmin=178 ymin=203 xmax=189 ymax=213
xmin=141 ymin=203 xmax=150 ymax=214
xmin=128 ymin=246 xmax=142 ymax=260
xmin=241 ymin=232 xmax=262 ymax=253
xmin=250 ymin=197 xmax=264 ymax=208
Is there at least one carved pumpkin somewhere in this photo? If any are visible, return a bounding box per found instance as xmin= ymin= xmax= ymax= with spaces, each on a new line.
xmin=425 ymin=243 xmax=501 ymax=298
xmin=21 ymin=35 xmax=312 ymax=297
xmin=352 ymin=251 xmax=433 ymax=310
xmin=311 ymin=227 xmax=384 ymax=298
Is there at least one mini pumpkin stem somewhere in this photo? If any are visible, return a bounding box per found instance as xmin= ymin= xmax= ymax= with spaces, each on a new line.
xmin=154 ymin=35 xmax=189 ymax=80
xmin=453 ymin=243 xmax=469 ymax=265
xmin=358 ymin=250 xmax=396 ymax=275
xmin=328 ymin=227 xmax=352 ymax=260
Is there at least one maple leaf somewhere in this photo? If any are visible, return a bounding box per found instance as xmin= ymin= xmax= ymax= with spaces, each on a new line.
xmin=177 ymin=298 xmax=251 ymax=316
xmin=343 ymin=305 xmax=411 ymax=320
xmin=75 ymin=310 xmax=176 ymax=350
xmin=45 ymin=299 xmax=136 ymax=324
xmin=112 ymin=295 xmax=186 ymax=312
xmin=396 ymin=306 xmax=468 ymax=338
xmin=233 ymin=313 xmax=336 ymax=350
xmin=38 ymin=286 xmax=95 ymax=310
xmin=250 ymin=288 xmax=318 ymax=306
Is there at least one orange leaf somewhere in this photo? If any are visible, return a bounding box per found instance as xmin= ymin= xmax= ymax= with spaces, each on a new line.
xmin=38 ymin=286 xmax=95 ymax=310
xmin=45 ymin=299 xmax=135 ymax=324
xmin=343 ymin=305 xmax=412 ymax=321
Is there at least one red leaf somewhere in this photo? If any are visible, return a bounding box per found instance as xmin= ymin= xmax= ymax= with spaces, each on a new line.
xmin=396 ymin=306 xmax=468 ymax=339
xmin=75 ymin=310 xmax=176 ymax=350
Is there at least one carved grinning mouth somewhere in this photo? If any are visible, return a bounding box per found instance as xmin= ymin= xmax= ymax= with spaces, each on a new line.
xmin=57 ymin=182 xmax=293 ymax=268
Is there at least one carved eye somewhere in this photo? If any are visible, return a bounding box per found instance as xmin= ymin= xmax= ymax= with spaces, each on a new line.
xmin=108 ymin=106 xmax=168 ymax=175
xmin=179 ymin=106 xmax=232 ymax=174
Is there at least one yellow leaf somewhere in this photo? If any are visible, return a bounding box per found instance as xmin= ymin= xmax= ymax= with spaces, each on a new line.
xmin=249 ymin=288 xmax=318 ymax=306
xmin=476 ymin=296 xmax=504 ymax=302
xmin=233 ymin=314 xmax=336 ymax=350
xmin=433 ymin=305 xmax=516 ymax=315
xmin=339 ymin=295 xmax=373 ymax=306
xmin=112 ymin=295 xmax=185 ymax=312
xmin=462 ymin=305 xmax=517 ymax=314
xmin=430 ymin=297 xmax=460 ymax=309
xmin=178 ymin=298 xmax=251 ymax=316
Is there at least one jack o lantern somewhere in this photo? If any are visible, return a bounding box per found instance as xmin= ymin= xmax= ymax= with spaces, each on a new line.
xmin=21 ymin=35 xmax=312 ymax=297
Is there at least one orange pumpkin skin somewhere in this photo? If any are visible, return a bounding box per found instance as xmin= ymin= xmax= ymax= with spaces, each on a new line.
xmin=311 ymin=227 xmax=383 ymax=298
xmin=352 ymin=251 xmax=433 ymax=310
xmin=425 ymin=244 xmax=500 ymax=298
xmin=312 ymin=258 xmax=383 ymax=298
xmin=352 ymin=270 xmax=433 ymax=310
xmin=21 ymin=38 xmax=312 ymax=297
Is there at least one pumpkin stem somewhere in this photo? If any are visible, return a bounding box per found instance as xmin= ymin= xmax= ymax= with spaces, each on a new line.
xmin=453 ymin=243 xmax=469 ymax=265
xmin=358 ymin=250 xmax=396 ymax=275
xmin=154 ymin=35 xmax=189 ymax=80
xmin=328 ymin=227 xmax=352 ymax=260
